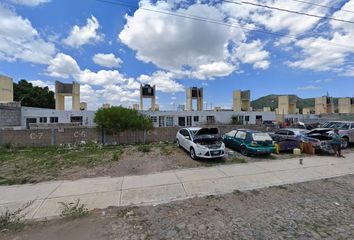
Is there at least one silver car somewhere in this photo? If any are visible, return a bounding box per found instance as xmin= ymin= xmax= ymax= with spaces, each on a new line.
xmin=328 ymin=121 xmax=354 ymax=148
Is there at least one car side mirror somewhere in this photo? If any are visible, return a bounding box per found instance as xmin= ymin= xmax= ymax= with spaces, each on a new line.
xmin=185 ymin=136 xmax=191 ymax=140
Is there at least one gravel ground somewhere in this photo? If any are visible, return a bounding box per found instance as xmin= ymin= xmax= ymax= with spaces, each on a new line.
xmin=2 ymin=175 xmax=354 ymax=240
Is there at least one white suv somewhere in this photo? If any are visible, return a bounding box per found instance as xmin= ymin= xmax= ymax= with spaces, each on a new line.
xmin=176 ymin=127 xmax=225 ymax=159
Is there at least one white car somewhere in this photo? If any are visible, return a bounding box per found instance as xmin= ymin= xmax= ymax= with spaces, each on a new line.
xmin=176 ymin=127 xmax=225 ymax=159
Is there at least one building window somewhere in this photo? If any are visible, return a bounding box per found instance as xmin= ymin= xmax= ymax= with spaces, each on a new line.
xmin=245 ymin=116 xmax=250 ymax=122
xmin=166 ymin=116 xmax=174 ymax=127
xmin=158 ymin=116 xmax=165 ymax=127
xmin=50 ymin=117 xmax=58 ymax=123
xmin=206 ymin=116 xmax=215 ymax=124
xmin=150 ymin=116 xmax=157 ymax=123
xmin=39 ymin=117 xmax=47 ymax=123
xmin=178 ymin=117 xmax=185 ymax=126
xmin=26 ymin=118 xmax=37 ymax=128
xmin=71 ymin=116 xmax=83 ymax=124
xmin=193 ymin=116 xmax=199 ymax=122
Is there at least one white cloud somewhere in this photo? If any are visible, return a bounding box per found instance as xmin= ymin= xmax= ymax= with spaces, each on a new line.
xmin=63 ymin=16 xmax=104 ymax=48
xmin=0 ymin=4 xmax=56 ymax=64
xmin=92 ymin=53 xmax=122 ymax=68
xmin=285 ymin=1 xmax=354 ymax=72
xmin=119 ymin=1 xmax=253 ymax=79
xmin=138 ymin=71 xmax=184 ymax=93
xmin=232 ymin=40 xmax=270 ymax=69
xmin=46 ymin=53 xmax=80 ymax=78
xmin=191 ymin=61 xmax=236 ymax=80
xmin=297 ymin=85 xmax=321 ymax=91
xmin=28 ymin=79 xmax=54 ymax=91
xmin=9 ymin=0 xmax=51 ymax=7
xmin=45 ymin=53 xmax=144 ymax=107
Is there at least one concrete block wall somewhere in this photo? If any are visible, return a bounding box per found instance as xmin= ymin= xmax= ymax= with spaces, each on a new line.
xmin=0 ymin=102 xmax=21 ymax=127
xmin=0 ymin=125 xmax=279 ymax=147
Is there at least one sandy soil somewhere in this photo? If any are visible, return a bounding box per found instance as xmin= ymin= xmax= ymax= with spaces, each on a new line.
xmin=58 ymin=143 xmax=312 ymax=181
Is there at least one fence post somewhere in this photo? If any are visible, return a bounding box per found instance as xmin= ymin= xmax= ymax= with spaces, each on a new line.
xmin=101 ymin=128 xmax=106 ymax=145
xmin=143 ymin=129 xmax=147 ymax=144
xmin=51 ymin=128 xmax=56 ymax=145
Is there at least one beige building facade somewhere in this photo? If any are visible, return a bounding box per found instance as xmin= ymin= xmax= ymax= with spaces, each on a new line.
xmin=233 ymin=90 xmax=251 ymax=112
xmin=0 ymin=75 xmax=14 ymax=103
xmin=186 ymin=87 xmax=203 ymax=111
xmin=55 ymin=81 xmax=80 ymax=111
xmin=276 ymin=95 xmax=298 ymax=115
xmin=338 ymin=98 xmax=354 ymax=114
xmin=315 ymin=96 xmax=333 ymax=115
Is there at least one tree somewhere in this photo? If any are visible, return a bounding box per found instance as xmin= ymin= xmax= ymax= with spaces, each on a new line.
xmin=13 ymin=80 xmax=55 ymax=109
xmin=94 ymin=106 xmax=153 ymax=134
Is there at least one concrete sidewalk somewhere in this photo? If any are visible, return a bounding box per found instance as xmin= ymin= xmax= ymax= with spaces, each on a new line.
xmin=1 ymin=153 xmax=353 ymax=220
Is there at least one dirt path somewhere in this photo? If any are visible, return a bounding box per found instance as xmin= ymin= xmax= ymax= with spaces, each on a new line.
xmin=2 ymin=175 xmax=353 ymax=240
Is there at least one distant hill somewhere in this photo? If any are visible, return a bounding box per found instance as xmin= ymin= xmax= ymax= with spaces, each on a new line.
xmin=251 ymin=94 xmax=338 ymax=111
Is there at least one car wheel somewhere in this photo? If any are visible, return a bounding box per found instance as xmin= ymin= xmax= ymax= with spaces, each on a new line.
xmin=176 ymin=139 xmax=181 ymax=148
xmin=342 ymin=137 xmax=349 ymax=149
xmin=240 ymin=146 xmax=249 ymax=156
xmin=190 ymin=147 xmax=196 ymax=160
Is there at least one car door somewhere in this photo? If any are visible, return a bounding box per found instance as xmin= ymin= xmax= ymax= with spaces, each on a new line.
xmin=223 ymin=130 xmax=237 ymax=147
xmin=348 ymin=123 xmax=354 ymax=142
xmin=273 ymin=130 xmax=287 ymax=142
xmin=233 ymin=130 xmax=247 ymax=150
xmin=180 ymin=129 xmax=191 ymax=150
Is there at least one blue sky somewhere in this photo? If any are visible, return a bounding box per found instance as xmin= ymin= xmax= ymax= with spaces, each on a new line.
xmin=0 ymin=0 xmax=354 ymax=110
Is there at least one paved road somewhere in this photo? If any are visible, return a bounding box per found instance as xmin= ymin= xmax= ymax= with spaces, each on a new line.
xmin=0 ymin=153 xmax=353 ymax=220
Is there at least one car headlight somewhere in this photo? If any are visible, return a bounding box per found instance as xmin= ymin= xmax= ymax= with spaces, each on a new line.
xmin=196 ymin=144 xmax=208 ymax=150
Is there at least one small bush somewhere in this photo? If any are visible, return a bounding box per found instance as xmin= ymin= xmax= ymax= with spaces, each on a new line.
xmin=160 ymin=144 xmax=173 ymax=156
xmin=112 ymin=146 xmax=124 ymax=161
xmin=0 ymin=201 xmax=33 ymax=231
xmin=59 ymin=199 xmax=89 ymax=219
xmin=230 ymin=156 xmax=247 ymax=164
xmin=3 ymin=143 xmax=12 ymax=149
xmin=137 ymin=144 xmax=151 ymax=153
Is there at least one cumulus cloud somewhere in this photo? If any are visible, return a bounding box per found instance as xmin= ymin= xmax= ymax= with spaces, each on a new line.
xmin=138 ymin=71 xmax=184 ymax=93
xmin=92 ymin=53 xmax=122 ymax=68
xmin=9 ymin=0 xmax=51 ymax=7
xmin=28 ymin=79 xmax=54 ymax=91
xmin=190 ymin=61 xmax=236 ymax=80
xmin=232 ymin=40 xmax=270 ymax=69
xmin=63 ymin=16 xmax=104 ymax=48
xmin=46 ymin=53 xmax=80 ymax=78
xmin=119 ymin=1 xmax=270 ymax=79
xmin=0 ymin=4 xmax=56 ymax=64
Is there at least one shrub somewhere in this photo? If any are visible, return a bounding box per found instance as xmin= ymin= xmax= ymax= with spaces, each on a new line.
xmin=112 ymin=146 xmax=124 ymax=161
xmin=59 ymin=199 xmax=89 ymax=219
xmin=137 ymin=144 xmax=151 ymax=153
xmin=94 ymin=106 xmax=153 ymax=134
xmin=0 ymin=201 xmax=33 ymax=231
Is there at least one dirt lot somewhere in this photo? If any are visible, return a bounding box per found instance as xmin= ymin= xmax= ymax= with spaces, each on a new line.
xmin=1 ymin=175 xmax=353 ymax=240
xmin=1 ymin=142 xmax=352 ymax=185
xmin=0 ymin=142 xmax=315 ymax=185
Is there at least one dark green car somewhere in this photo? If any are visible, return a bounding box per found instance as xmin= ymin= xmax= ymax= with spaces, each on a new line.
xmin=222 ymin=129 xmax=276 ymax=156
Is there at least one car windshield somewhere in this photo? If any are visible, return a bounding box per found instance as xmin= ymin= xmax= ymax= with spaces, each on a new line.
xmin=332 ymin=123 xmax=350 ymax=130
xmin=252 ymin=133 xmax=272 ymax=141
xmin=190 ymin=130 xmax=198 ymax=137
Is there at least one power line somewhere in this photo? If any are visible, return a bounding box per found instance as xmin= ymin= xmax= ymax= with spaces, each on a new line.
xmin=224 ymin=0 xmax=354 ymax=25
xmin=289 ymin=0 xmax=354 ymax=14
xmin=96 ymin=0 xmax=354 ymax=51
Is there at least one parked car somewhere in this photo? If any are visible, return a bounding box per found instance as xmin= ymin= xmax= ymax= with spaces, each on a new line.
xmin=301 ymin=128 xmax=334 ymax=153
xmin=222 ymin=129 xmax=276 ymax=156
xmin=269 ymin=128 xmax=309 ymax=142
xmin=329 ymin=121 xmax=354 ymax=148
xmin=176 ymin=127 xmax=225 ymax=159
